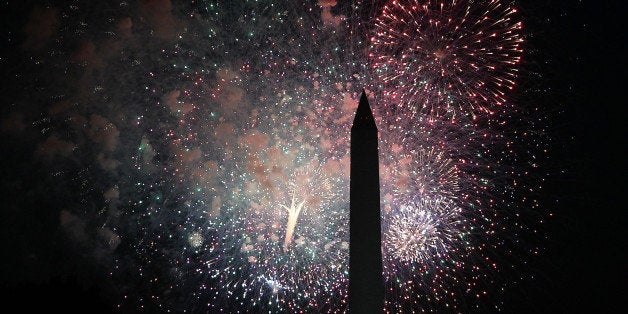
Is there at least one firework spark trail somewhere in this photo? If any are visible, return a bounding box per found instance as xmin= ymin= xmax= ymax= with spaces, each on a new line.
xmin=282 ymin=190 xmax=306 ymax=250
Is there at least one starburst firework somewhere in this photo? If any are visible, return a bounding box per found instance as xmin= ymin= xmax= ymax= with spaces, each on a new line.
xmin=370 ymin=0 xmax=524 ymax=118
xmin=384 ymin=196 xmax=463 ymax=264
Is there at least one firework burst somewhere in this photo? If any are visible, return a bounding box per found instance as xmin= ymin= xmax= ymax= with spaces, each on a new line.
xmin=369 ymin=0 xmax=524 ymax=119
xmin=381 ymin=145 xmax=460 ymax=202
xmin=384 ymin=196 xmax=463 ymax=264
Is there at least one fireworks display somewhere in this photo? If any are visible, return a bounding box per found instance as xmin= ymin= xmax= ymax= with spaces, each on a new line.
xmin=2 ymin=0 xmax=553 ymax=312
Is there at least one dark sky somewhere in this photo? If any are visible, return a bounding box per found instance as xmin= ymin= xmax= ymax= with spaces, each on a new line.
xmin=0 ymin=0 xmax=624 ymax=312
xmin=523 ymin=0 xmax=624 ymax=312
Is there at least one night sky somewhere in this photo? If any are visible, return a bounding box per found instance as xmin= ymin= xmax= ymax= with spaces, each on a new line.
xmin=0 ymin=0 xmax=623 ymax=313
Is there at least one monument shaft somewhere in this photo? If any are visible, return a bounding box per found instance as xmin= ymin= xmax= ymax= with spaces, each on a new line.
xmin=349 ymin=91 xmax=384 ymax=313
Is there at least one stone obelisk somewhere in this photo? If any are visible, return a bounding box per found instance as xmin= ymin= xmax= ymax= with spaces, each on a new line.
xmin=349 ymin=90 xmax=384 ymax=313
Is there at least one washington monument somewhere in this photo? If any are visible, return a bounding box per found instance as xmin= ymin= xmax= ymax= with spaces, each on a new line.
xmin=349 ymin=91 xmax=384 ymax=313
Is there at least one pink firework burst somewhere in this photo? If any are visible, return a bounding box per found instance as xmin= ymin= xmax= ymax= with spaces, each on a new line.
xmin=369 ymin=0 xmax=524 ymax=119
